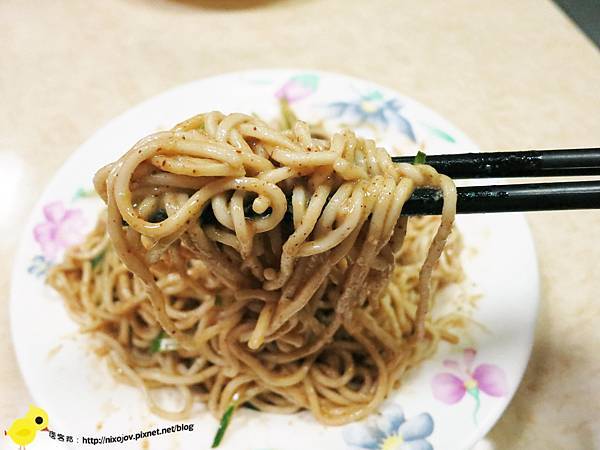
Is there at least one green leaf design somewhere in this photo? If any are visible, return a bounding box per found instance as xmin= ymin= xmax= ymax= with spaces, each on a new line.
xmin=364 ymin=90 xmax=384 ymax=101
xmin=420 ymin=122 xmax=456 ymax=143
xmin=293 ymin=74 xmax=319 ymax=90
xmin=73 ymin=187 xmax=97 ymax=200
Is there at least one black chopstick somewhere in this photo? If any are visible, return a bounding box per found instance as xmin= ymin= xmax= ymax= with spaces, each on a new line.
xmin=392 ymin=148 xmax=600 ymax=179
xmin=401 ymin=181 xmax=600 ymax=215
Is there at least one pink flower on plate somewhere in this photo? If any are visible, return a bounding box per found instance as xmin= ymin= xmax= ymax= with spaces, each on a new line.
xmin=275 ymin=74 xmax=319 ymax=103
xmin=431 ymin=348 xmax=507 ymax=424
xmin=33 ymin=201 xmax=85 ymax=261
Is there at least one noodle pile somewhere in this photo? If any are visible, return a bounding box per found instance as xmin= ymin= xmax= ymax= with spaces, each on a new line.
xmin=48 ymin=110 xmax=465 ymax=425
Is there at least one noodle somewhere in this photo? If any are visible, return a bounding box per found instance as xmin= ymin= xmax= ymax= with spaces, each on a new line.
xmin=48 ymin=110 xmax=465 ymax=425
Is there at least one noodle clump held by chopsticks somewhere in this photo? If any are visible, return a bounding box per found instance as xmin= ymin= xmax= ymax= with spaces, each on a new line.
xmin=48 ymin=110 xmax=465 ymax=425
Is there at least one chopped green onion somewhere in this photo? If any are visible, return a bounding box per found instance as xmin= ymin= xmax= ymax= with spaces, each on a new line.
xmin=149 ymin=331 xmax=165 ymax=353
xmin=91 ymin=250 xmax=106 ymax=269
xmin=149 ymin=331 xmax=178 ymax=353
xmin=280 ymin=98 xmax=298 ymax=130
xmin=413 ymin=150 xmax=427 ymax=165
xmin=214 ymin=295 xmax=223 ymax=307
xmin=211 ymin=393 xmax=240 ymax=448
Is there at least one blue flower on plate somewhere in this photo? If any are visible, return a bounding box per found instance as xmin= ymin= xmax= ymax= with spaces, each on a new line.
xmin=328 ymin=91 xmax=416 ymax=141
xmin=27 ymin=255 xmax=52 ymax=277
xmin=342 ymin=403 xmax=434 ymax=450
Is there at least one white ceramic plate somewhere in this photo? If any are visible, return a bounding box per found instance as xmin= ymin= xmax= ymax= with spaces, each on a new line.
xmin=10 ymin=70 xmax=539 ymax=450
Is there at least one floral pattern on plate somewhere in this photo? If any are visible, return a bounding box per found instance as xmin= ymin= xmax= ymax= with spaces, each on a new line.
xmin=342 ymin=403 xmax=434 ymax=450
xmin=328 ymin=91 xmax=416 ymax=142
xmin=275 ymin=73 xmax=320 ymax=103
xmin=28 ymin=199 xmax=87 ymax=276
xmin=431 ymin=348 xmax=508 ymax=424
xmin=33 ymin=201 xmax=85 ymax=258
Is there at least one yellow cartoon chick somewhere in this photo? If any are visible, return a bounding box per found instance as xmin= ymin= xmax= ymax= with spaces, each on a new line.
xmin=5 ymin=405 xmax=49 ymax=449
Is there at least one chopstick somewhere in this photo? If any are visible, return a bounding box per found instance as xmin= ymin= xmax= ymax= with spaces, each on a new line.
xmin=392 ymin=148 xmax=600 ymax=215
xmin=392 ymin=148 xmax=600 ymax=178
xmin=401 ymin=181 xmax=600 ymax=215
